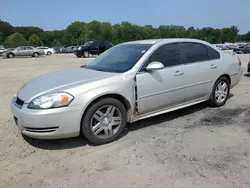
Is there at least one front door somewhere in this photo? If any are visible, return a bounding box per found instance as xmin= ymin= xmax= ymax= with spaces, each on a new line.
xmin=15 ymin=47 xmax=25 ymax=56
xmin=136 ymin=43 xmax=186 ymax=114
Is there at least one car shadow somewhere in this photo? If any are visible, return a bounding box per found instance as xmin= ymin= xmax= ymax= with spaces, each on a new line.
xmin=125 ymin=102 xmax=207 ymax=132
xmin=244 ymin=73 xmax=250 ymax=77
xmin=24 ymin=94 xmax=235 ymax=150
xmin=23 ymin=135 xmax=88 ymax=150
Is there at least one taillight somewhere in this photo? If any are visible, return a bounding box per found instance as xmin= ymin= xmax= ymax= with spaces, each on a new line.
xmin=237 ymin=56 xmax=241 ymax=66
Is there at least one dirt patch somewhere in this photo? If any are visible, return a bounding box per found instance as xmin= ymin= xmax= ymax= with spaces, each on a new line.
xmin=186 ymin=107 xmax=250 ymax=128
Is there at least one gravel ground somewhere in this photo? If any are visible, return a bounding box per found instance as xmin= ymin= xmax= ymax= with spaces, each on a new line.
xmin=0 ymin=54 xmax=250 ymax=188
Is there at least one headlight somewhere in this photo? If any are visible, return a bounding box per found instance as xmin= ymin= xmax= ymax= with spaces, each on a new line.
xmin=78 ymin=46 xmax=81 ymax=50
xmin=28 ymin=92 xmax=74 ymax=109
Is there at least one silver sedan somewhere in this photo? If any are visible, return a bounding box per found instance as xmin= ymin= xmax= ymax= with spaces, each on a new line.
xmin=11 ymin=39 xmax=242 ymax=145
xmin=3 ymin=46 xmax=45 ymax=58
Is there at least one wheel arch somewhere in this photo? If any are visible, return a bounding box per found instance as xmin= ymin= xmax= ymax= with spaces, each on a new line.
xmin=7 ymin=52 xmax=15 ymax=58
xmin=80 ymin=93 xmax=132 ymax=135
xmin=217 ymin=74 xmax=231 ymax=86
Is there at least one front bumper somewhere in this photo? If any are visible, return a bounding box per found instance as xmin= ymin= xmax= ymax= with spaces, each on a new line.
xmin=74 ymin=50 xmax=83 ymax=57
xmin=11 ymin=100 xmax=83 ymax=139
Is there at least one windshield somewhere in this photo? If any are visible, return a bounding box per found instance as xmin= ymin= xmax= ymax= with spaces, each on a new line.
xmin=85 ymin=44 xmax=153 ymax=73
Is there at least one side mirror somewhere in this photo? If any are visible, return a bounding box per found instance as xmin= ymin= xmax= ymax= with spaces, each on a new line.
xmin=145 ymin=61 xmax=164 ymax=71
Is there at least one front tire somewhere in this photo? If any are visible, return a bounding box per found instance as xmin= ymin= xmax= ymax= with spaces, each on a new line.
xmin=47 ymin=51 xmax=52 ymax=55
xmin=7 ymin=53 xmax=14 ymax=58
xmin=83 ymin=51 xmax=89 ymax=58
xmin=207 ymin=77 xmax=230 ymax=107
xmin=81 ymin=98 xmax=127 ymax=145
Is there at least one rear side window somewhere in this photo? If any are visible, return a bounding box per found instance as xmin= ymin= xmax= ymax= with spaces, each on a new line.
xmin=99 ymin=42 xmax=105 ymax=48
xmin=206 ymin=46 xmax=220 ymax=60
xmin=25 ymin=47 xmax=33 ymax=50
xmin=105 ymin=42 xmax=113 ymax=49
xmin=180 ymin=42 xmax=209 ymax=64
xmin=146 ymin=43 xmax=181 ymax=68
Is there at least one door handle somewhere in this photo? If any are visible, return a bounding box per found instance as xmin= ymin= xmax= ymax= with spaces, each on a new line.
xmin=210 ymin=64 xmax=217 ymax=69
xmin=174 ymin=70 xmax=184 ymax=76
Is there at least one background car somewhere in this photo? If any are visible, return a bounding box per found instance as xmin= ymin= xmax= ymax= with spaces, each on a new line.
xmin=242 ymin=44 xmax=250 ymax=54
xmin=0 ymin=45 xmax=6 ymax=55
xmin=75 ymin=41 xmax=113 ymax=58
xmin=3 ymin=46 xmax=45 ymax=58
xmin=36 ymin=46 xmax=55 ymax=55
xmin=248 ymin=61 xmax=250 ymax=73
xmin=233 ymin=46 xmax=244 ymax=54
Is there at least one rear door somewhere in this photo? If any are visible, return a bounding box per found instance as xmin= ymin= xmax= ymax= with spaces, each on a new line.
xmin=25 ymin=47 xmax=34 ymax=56
xmin=98 ymin=41 xmax=106 ymax=54
xmin=90 ymin=41 xmax=100 ymax=55
xmin=179 ymin=42 xmax=221 ymax=103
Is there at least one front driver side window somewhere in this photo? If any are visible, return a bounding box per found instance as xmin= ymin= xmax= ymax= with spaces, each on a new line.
xmin=141 ymin=43 xmax=181 ymax=72
xmin=17 ymin=47 xmax=24 ymax=51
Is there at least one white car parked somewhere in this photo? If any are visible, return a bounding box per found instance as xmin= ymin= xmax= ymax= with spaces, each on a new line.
xmin=36 ymin=46 xmax=55 ymax=55
xmin=0 ymin=45 xmax=6 ymax=55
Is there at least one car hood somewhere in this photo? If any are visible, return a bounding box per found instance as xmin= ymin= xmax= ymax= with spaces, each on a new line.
xmin=4 ymin=48 xmax=14 ymax=53
xmin=17 ymin=68 xmax=119 ymax=102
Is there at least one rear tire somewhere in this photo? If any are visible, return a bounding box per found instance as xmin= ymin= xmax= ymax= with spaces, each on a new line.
xmin=81 ymin=98 xmax=127 ymax=145
xmin=207 ymin=77 xmax=230 ymax=107
xmin=33 ymin=52 xmax=39 ymax=58
xmin=7 ymin=53 xmax=14 ymax=58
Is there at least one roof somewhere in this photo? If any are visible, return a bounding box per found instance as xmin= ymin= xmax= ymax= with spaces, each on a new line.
xmin=123 ymin=38 xmax=210 ymax=45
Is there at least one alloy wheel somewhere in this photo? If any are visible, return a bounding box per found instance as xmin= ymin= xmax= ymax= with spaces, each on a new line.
xmin=215 ymin=81 xmax=228 ymax=103
xmin=90 ymin=105 xmax=122 ymax=139
xmin=84 ymin=51 xmax=89 ymax=57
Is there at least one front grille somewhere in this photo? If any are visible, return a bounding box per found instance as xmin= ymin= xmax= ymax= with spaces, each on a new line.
xmin=24 ymin=126 xmax=59 ymax=133
xmin=14 ymin=97 xmax=24 ymax=108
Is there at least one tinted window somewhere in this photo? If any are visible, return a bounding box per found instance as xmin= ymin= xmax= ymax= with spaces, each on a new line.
xmin=206 ymin=46 xmax=220 ymax=60
xmin=144 ymin=43 xmax=181 ymax=69
xmin=85 ymin=44 xmax=152 ymax=73
xmin=99 ymin=41 xmax=105 ymax=48
xmin=91 ymin=41 xmax=99 ymax=48
xmin=17 ymin=47 xmax=25 ymax=50
xmin=25 ymin=47 xmax=33 ymax=50
xmin=105 ymin=42 xmax=113 ymax=48
xmin=180 ymin=42 xmax=209 ymax=63
xmin=83 ymin=41 xmax=93 ymax=47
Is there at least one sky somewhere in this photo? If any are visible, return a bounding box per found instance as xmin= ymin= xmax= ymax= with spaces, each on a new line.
xmin=1 ymin=0 xmax=249 ymax=33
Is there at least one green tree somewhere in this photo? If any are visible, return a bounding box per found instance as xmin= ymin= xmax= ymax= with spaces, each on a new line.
xmin=29 ymin=34 xmax=43 ymax=46
xmin=4 ymin=32 xmax=29 ymax=48
xmin=52 ymin=39 xmax=62 ymax=46
xmin=100 ymin=22 xmax=113 ymax=41
xmin=245 ymin=31 xmax=250 ymax=42
xmin=0 ymin=19 xmax=244 ymax=47
xmin=0 ymin=32 xmax=3 ymax=44
xmin=15 ymin=26 xmax=44 ymax=40
xmin=0 ymin=19 xmax=15 ymax=42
